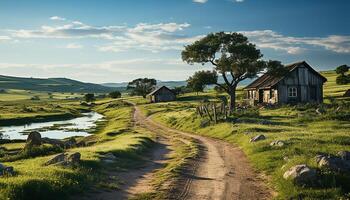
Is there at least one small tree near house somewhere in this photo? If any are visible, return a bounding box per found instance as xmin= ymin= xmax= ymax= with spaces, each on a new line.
xmin=127 ymin=78 xmax=157 ymax=98
xmin=187 ymin=70 xmax=217 ymax=95
xmin=182 ymin=32 xmax=282 ymax=111
xmin=335 ymin=64 xmax=350 ymax=85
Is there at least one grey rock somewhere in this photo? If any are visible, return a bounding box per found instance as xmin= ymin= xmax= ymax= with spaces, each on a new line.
xmin=250 ymin=135 xmax=266 ymax=142
xmin=337 ymin=151 xmax=350 ymax=160
xmin=64 ymin=138 xmax=77 ymax=148
xmin=67 ymin=152 xmax=81 ymax=164
xmin=316 ymin=154 xmax=350 ymax=173
xmin=104 ymin=153 xmax=117 ymax=160
xmin=283 ymin=164 xmax=317 ymax=185
xmin=270 ymin=140 xmax=285 ymax=147
xmin=26 ymin=131 xmax=42 ymax=146
xmin=45 ymin=153 xmax=66 ymax=166
xmin=0 ymin=163 xmax=14 ymax=176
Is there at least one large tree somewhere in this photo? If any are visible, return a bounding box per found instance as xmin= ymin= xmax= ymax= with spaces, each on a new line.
xmin=127 ymin=78 xmax=157 ymax=98
xmin=182 ymin=32 xmax=266 ymax=111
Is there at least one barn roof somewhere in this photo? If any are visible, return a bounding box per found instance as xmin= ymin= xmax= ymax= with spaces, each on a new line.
xmin=244 ymin=61 xmax=327 ymax=90
xmin=148 ymin=86 xmax=175 ymax=96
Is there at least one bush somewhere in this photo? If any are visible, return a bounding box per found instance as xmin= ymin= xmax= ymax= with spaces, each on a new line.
xmin=336 ymin=75 xmax=350 ymax=85
xmin=84 ymin=93 xmax=95 ymax=102
xmin=30 ymin=96 xmax=40 ymax=101
xmin=109 ymin=91 xmax=121 ymax=99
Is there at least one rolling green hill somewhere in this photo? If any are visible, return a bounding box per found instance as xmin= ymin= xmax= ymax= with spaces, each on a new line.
xmin=0 ymin=75 xmax=114 ymax=93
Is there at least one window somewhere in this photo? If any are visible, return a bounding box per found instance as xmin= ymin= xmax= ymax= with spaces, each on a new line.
xmin=288 ymin=87 xmax=297 ymax=97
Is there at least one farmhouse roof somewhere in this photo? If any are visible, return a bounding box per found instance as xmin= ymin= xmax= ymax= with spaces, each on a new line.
xmin=244 ymin=61 xmax=327 ymax=90
xmin=148 ymin=86 xmax=175 ymax=96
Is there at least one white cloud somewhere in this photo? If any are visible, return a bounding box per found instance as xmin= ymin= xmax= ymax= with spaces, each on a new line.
xmin=239 ymin=30 xmax=350 ymax=54
xmin=50 ymin=16 xmax=66 ymax=21
xmin=65 ymin=43 xmax=83 ymax=49
xmin=235 ymin=0 xmax=244 ymax=2
xmin=0 ymin=36 xmax=11 ymax=41
xmin=193 ymin=0 xmax=208 ymax=3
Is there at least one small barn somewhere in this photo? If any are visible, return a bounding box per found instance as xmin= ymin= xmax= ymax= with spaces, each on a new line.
xmin=148 ymin=86 xmax=176 ymax=103
xmin=244 ymin=61 xmax=327 ymax=105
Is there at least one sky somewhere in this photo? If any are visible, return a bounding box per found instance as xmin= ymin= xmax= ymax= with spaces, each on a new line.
xmin=0 ymin=0 xmax=349 ymax=83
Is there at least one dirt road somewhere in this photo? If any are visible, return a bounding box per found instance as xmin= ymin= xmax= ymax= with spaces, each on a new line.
xmin=79 ymin=104 xmax=271 ymax=200
xmin=134 ymin=105 xmax=272 ymax=200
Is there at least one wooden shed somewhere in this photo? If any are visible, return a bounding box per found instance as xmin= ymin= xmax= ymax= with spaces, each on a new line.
xmin=148 ymin=86 xmax=176 ymax=103
xmin=244 ymin=61 xmax=327 ymax=105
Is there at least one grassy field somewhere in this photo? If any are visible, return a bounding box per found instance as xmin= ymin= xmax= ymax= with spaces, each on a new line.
xmin=137 ymin=70 xmax=350 ymax=199
xmin=0 ymin=99 xmax=157 ymax=200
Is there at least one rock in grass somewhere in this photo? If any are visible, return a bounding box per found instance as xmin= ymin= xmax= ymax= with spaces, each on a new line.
xmin=67 ymin=152 xmax=81 ymax=165
xmin=0 ymin=163 xmax=14 ymax=176
xmin=45 ymin=152 xmax=81 ymax=166
xmin=337 ymin=151 xmax=350 ymax=160
xmin=283 ymin=164 xmax=316 ymax=186
xmin=250 ymin=135 xmax=266 ymax=142
xmin=270 ymin=140 xmax=285 ymax=147
xmin=316 ymin=154 xmax=350 ymax=173
xmin=26 ymin=131 xmax=42 ymax=147
xmin=45 ymin=153 xmax=66 ymax=166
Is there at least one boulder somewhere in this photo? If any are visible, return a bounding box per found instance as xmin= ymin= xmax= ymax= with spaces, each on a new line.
xmin=343 ymin=89 xmax=350 ymax=97
xmin=104 ymin=153 xmax=117 ymax=160
xmin=45 ymin=153 xmax=66 ymax=166
xmin=0 ymin=163 xmax=14 ymax=176
xmin=26 ymin=131 xmax=42 ymax=146
xmin=316 ymin=154 xmax=350 ymax=173
xmin=337 ymin=151 xmax=350 ymax=160
xmin=283 ymin=164 xmax=317 ymax=186
xmin=270 ymin=140 xmax=285 ymax=147
xmin=64 ymin=138 xmax=77 ymax=148
xmin=45 ymin=152 xmax=81 ymax=167
xmin=250 ymin=135 xmax=266 ymax=142
xmin=67 ymin=152 xmax=81 ymax=165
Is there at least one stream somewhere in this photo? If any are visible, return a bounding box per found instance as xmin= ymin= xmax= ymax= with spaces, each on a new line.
xmin=0 ymin=112 xmax=104 ymax=140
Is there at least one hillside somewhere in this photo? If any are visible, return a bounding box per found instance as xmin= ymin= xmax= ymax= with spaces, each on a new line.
xmin=0 ymin=75 xmax=114 ymax=93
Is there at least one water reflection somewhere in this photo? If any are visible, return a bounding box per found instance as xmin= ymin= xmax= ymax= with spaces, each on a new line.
xmin=0 ymin=112 xmax=104 ymax=140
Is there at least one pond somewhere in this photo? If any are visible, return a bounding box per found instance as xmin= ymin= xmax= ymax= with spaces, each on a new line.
xmin=0 ymin=112 xmax=104 ymax=140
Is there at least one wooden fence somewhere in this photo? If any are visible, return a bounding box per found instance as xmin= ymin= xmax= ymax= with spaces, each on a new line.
xmin=196 ymin=102 xmax=228 ymax=124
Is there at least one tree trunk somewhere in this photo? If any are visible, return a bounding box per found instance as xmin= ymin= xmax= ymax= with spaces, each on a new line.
xmin=228 ymin=86 xmax=237 ymax=113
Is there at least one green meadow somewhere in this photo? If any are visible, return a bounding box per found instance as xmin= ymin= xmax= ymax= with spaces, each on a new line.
xmin=137 ymin=71 xmax=350 ymax=199
xmin=0 ymin=99 xmax=156 ymax=200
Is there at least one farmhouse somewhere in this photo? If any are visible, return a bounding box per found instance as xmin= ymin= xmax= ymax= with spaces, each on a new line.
xmin=244 ymin=61 xmax=327 ymax=105
xmin=148 ymin=86 xmax=176 ymax=103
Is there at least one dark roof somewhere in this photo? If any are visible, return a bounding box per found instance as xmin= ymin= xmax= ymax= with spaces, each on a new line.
xmin=244 ymin=61 xmax=327 ymax=90
xmin=148 ymin=86 xmax=175 ymax=96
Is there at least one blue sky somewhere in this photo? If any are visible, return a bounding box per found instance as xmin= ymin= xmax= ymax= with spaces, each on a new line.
xmin=0 ymin=0 xmax=349 ymax=83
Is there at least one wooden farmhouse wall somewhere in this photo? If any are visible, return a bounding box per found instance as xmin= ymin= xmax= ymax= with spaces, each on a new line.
xmin=277 ymin=64 xmax=324 ymax=103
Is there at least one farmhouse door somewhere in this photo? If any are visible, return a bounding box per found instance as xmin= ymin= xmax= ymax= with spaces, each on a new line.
xmin=258 ymin=89 xmax=263 ymax=103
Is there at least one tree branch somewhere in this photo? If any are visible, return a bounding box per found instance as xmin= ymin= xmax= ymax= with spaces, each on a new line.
xmin=221 ymin=72 xmax=231 ymax=88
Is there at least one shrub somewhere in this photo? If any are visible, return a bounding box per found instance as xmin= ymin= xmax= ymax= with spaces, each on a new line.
xmin=84 ymin=93 xmax=95 ymax=102
xmin=109 ymin=91 xmax=121 ymax=99
xmin=336 ymin=75 xmax=350 ymax=85
xmin=30 ymin=96 xmax=40 ymax=101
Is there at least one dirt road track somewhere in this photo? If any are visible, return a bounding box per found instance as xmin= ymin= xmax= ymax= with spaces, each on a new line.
xmin=134 ymin=105 xmax=272 ymax=200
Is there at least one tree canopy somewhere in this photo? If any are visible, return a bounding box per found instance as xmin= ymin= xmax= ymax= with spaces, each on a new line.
xmin=335 ymin=65 xmax=350 ymax=85
xmin=109 ymin=91 xmax=122 ymax=99
xmin=182 ymin=32 xmax=277 ymax=111
xmin=84 ymin=93 xmax=95 ymax=102
xmin=127 ymin=78 xmax=157 ymax=98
